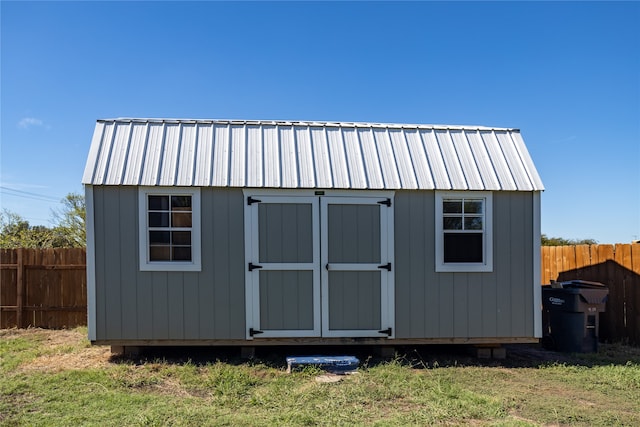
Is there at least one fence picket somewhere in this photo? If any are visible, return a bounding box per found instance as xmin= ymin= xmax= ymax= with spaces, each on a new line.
xmin=0 ymin=248 xmax=87 ymax=329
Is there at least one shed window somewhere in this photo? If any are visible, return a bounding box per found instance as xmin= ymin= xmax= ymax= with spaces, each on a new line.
xmin=435 ymin=191 xmax=492 ymax=272
xmin=139 ymin=188 xmax=201 ymax=271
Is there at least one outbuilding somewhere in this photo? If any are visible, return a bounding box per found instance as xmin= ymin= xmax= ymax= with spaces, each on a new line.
xmin=83 ymin=118 xmax=544 ymax=350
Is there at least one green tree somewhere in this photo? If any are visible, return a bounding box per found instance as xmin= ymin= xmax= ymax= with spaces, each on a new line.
xmin=0 ymin=192 xmax=86 ymax=248
xmin=0 ymin=210 xmax=57 ymax=248
xmin=541 ymin=234 xmax=597 ymax=246
xmin=51 ymin=192 xmax=86 ymax=247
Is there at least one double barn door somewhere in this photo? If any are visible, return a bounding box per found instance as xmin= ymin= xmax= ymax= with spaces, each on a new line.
xmin=244 ymin=193 xmax=394 ymax=339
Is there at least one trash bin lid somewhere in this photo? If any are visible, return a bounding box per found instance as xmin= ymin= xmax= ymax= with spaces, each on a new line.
xmin=554 ymin=280 xmax=606 ymax=289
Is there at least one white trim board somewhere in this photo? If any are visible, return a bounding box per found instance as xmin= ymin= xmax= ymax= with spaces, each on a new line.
xmin=85 ymin=185 xmax=97 ymax=341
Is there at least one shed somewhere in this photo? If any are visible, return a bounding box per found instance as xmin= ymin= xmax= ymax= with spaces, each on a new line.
xmin=83 ymin=118 xmax=544 ymax=348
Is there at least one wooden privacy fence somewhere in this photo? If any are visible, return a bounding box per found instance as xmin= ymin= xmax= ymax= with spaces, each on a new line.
xmin=542 ymin=243 xmax=640 ymax=346
xmin=0 ymin=248 xmax=86 ymax=329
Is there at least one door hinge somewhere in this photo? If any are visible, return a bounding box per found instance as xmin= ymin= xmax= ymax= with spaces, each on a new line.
xmin=249 ymin=328 xmax=264 ymax=337
xmin=377 ymin=198 xmax=391 ymax=207
xmin=378 ymin=327 xmax=392 ymax=336
xmin=248 ymin=262 xmax=263 ymax=271
xmin=377 ymin=262 xmax=392 ymax=271
xmin=247 ymin=196 xmax=262 ymax=205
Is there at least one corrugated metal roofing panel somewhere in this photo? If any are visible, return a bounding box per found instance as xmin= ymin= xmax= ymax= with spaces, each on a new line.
xmin=326 ymin=127 xmax=349 ymax=188
xmin=358 ymin=128 xmax=384 ymax=189
xmin=420 ymin=130 xmax=451 ymax=189
xmin=159 ymin=124 xmax=179 ymax=186
xmin=212 ymin=124 xmax=230 ymax=186
xmin=403 ymin=130 xmax=434 ymax=189
xmin=296 ymin=126 xmax=315 ymax=188
xmin=193 ymin=124 xmax=212 ymax=186
xmin=263 ymin=125 xmax=280 ymax=188
xmin=342 ymin=127 xmax=367 ymax=189
xmin=139 ymin=123 xmax=161 ymax=185
xmin=246 ymin=125 xmax=262 ymax=188
xmin=511 ymin=132 xmax=544 ymax=191
xmin=465 ymin=131 xmax=500 ymax=190
xmin=279 ymin=126 xmax=297 ymax=188
xmin=450 ymin=130 xmax=483 ymax=190
xmin=175 ymin=124 xmax=195 ymax=186
xmin=83 ymin=118 xmax=544 ymax=191
xmin=388 ymin=129 xmax=417 ymax=189
xmin=82 ymin=121 xmax=105 ymax=184
xmin=480 ymin=130 xmax=517 ymax=191
xmin=311 ymin=127 xmax=332 ymax=188
xmin=373 ymin=129 xmax=401 ymax=189
xmin=436 ymin=130 xmax=467 ymax=190
xmin=229 ymin=125 xmax=246 ymax=187
xmin=104 ymin=122 xmax=128 ymax=185
xmin=123 ymin=122 xmax=148 ymax=185
xmin=92 ymin=121 xmax=114 ymax=185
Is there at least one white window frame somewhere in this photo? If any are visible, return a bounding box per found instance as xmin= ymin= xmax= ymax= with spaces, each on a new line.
xmin=138 ymin=187 xmax=201 ymax=272
xmin=435 ymin=191 xmax=493 ymax=272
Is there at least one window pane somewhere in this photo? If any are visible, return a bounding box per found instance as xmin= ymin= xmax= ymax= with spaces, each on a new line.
xmin=149 ymin=212 xmax=169 ymax=227
xmin=444 ymin=233 xmax=483 ymax=263
xmin=464 ymin=200 xmax=483 ymax=214
xmin=173 ymin=247 xmax=192 ymax=261
xmin=464 ymin=216 xmax=483 ymax=230
xmin=149 ymin=231 xmax=170 ymax=244
xmin=150 ymin=246 xmax=171 ymax=261
xmin=149 ymin=195 xmax=169 ymax=210
xmin=172 ymin=212 xmax=192 ymax=227
xmin=171 ymin=196 xmax=192 ymax=211
xmin=172 ymin=231 xmax=191 ymax=245
xmin=443 ymin=200 xmax=462 ymax=214
xmin=443 ymin=217 xmax=462 ymax=230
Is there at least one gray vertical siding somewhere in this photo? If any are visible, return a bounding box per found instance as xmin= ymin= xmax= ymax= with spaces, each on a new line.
xmin=394 ymin=190 xmax=537 ymax=339
xmin=259 ymin=203 xmax=313 ymax=263
xmin=328 ymin=205 xmax=381 ymax=263
xmin=328 ymin=271 xmax=381 ymax=330
xmin=259 ymin=271 xmax=314 ymax=330
xmin=92 ymin=186 xmax=245 ymax=341
xmin=92 ymin=186 xmax=537 ymax=342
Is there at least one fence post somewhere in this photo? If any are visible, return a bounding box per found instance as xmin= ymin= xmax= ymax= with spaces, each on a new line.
xmin=16 ymin=248 xmax=24 ymax=328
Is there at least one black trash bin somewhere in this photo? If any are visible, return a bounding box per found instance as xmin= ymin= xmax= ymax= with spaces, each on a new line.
xmin=542 ymin=280 xmax=609 ymax=352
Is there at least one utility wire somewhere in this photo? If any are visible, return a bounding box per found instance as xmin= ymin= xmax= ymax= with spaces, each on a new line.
xmin=0 ymin=185 xmax=62 ymax=203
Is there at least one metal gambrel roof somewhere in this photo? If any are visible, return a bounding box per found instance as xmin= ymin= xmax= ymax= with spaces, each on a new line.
xmin=82 ymin=118 xmax=544 ymax=191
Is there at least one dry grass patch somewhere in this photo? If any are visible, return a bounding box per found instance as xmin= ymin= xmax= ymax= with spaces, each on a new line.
xmin=22 ymin=345 xmax=111 ymax=372
xmin=1 ymin=327 xmax=112 ymax=373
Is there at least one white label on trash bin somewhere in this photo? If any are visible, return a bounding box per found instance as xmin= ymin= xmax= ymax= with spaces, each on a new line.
xmin=549 ymin=297 xmax=564 ymax=305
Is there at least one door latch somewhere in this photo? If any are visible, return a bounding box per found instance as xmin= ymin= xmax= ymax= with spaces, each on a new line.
xmin=248 ymin=262 xmax=263 ymax=271
xmin=377 ymin=262 xmax=392 ymax=271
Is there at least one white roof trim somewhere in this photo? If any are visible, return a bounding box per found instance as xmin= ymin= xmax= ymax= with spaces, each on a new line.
xmin=83 ymin=118 xmax=544 ymax=191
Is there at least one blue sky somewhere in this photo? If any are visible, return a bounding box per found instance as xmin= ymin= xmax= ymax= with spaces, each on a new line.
xmin=1 ymin=1 xmax=638 ymax=243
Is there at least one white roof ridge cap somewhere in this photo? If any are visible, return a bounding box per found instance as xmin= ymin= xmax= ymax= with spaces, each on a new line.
xmin=96 ymin=118 xmax=519 ymax=132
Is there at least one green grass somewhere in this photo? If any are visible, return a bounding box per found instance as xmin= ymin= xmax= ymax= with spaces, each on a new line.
xmin=1 ymin=329 xmax=640 ymax=426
